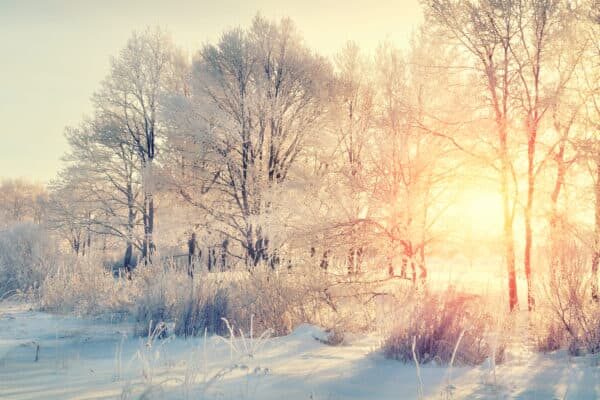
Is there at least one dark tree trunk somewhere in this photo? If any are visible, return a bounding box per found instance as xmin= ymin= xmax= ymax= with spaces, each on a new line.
xmin=187 ymin=232 xmax=197 ymax=278
xmin=207 ymin=247 xmax=216 ymax=272
xmin=141 ymin=157 xmax=155 ymax=265
xmin=142 ymin=202 xmax=149 ymax=263
xmin=347 ymin=246 xmax=363 ymax=275
xmin=73 ymin=235 xmax=80 ymax=256
xmin=221 ymin=239 xmax=229 ymax=271
xmin=400 ymin=256 xmax=407 ymax=279
xmin=320 ymin=250 xmax=330 ymax=270
xmin=142 ymin=195 xmax=155 ymax=264
xmin=123 ymin=242 xmax=134 ymax=278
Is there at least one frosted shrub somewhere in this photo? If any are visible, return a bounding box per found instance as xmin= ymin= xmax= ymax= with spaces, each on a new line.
xmin=0 ymin=223 xmax=57 ymax=296
xmin=134 ymin=265 xmax=233 ymax=337
xmin=229 ymin=268 xmax=298 ymax=336
xmin=383 ymin=289 xmax=505 ymax=365
xmin=537 ymin=246 xmax=600 ymax=355
xmin=132 ymin=264 xmax=334 ymax=338
xmin=175 ymin=285 xmax=230 ymax=337
xmin=534 ymin=315 xmax=565 ymax=353
xmin=38 ymin=255 xmax=340 ymax=339
xmin=40 ymin=256 xmax=133 ymax=315
xmin=134 ymin=265 xmax=185 ymax=336
xmin=229 ymin=266 xmax=332 ymax=336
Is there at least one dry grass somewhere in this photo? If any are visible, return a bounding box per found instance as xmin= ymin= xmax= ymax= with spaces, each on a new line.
xmin=534 ymin=244 xmax=600 ymax=355
xmin=383 ymin=288 xmax=506 ymax=365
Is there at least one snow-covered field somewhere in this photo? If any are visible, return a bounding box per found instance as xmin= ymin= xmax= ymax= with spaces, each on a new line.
xmin=1 ymin=302 xmax=599 ymax=399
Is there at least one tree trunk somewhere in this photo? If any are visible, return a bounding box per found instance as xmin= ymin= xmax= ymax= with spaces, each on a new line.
xmin=320 ymin=250 xmax=330 ymax=270
xmin=549 ymin=141 xmax=566 ymax=278
xmin=73 ymin=235 xmax=80 ymax=256
xmin=347 ymin=247 xmax=355 ymax=275
xmin=207 ymin=247 xmax=215 ymax=272
xmin=500 ymin=131 xmax=518 ymax=311
xmin=125 ymin=184 xmax=136 ymax=274
xmin=524 ymin=133 xmax=536 ymax=311
xmin=187 ymin=232 xmax=197 ymax=278
xmin=148 ymin=194 xmax=155 ymax=260
xmin=221 ymin=239 xmax=229 ymax=271
xmin=124 ymin=242 xmax=133 ymax=275
xmin=142 ymin=193 xmax=155 ymax=264
xmin=141 ymin=156 xmax=155 ymax=265
xmin=418 ymin=244 xmax=427 ymax=285
xmin=592 ymin=156 xmax=600 ymax=302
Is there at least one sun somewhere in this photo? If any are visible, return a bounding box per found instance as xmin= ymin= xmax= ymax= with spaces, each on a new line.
xmin=452 ymin=187 xmax=504 ymax=239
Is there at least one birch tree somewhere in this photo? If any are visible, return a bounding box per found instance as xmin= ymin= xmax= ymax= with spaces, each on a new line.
xmin=93 ymin=27 xmax=175 ymax=263
xmin=331 ymin=41 xmax=374 ymax=274
xmin=50 ymin=118 xmax=143 ymax=269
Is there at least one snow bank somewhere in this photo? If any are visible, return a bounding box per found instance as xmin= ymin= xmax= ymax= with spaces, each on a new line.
xmin=1 ymin=302 xmax=599 ymax=399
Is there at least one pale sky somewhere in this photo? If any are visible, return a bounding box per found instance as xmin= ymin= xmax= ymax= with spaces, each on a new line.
xmin=0 ymin=0 xmax=422 ymax=182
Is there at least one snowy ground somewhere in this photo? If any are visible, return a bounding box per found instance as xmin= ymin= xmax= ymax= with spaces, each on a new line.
xmin=1 ymin=302 xmax=599 ymax=399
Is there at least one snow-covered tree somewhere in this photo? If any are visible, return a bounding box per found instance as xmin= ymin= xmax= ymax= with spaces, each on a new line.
xmin=93 ymin=27 xmax=176 ymax=263
xmin=166 ymin=16 xmax=332 ymax=267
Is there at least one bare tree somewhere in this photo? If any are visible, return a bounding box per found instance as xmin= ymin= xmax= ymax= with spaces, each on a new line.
xmin=579 ymin=13 xmax=600 ymax=300
xmin=365 ymin=38 xmax=455 ymax=283
xmin=545 ymin=17 xmax=590 ymax=276
xmin=331 ymin=41 xmax=374 ymax=275
xmin=508 ymin=0 xmax=583 ymax=310
xmin=175 ymin=16 xmax=331 ymax=267
xmin=49 ymin=117 xmax=143 ymax=269
xmin=0 ymin=179 xmax=47 ymax=228
xmin=93 ymin=27 xmax=175 ymax=264
xmin=425 ymin=0 xmax=522 ymax=310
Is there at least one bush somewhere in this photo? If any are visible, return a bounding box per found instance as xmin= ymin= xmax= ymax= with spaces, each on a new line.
xmin=37 ymin=256 xmax=348 ymax=340
xmin=0 ymin=223 xmax=57 ymax=296
xmin=133 ymin=264 xmax=185 ymax=336
xmin=383 ymin=289 xmax=505 ymax=365
xmin=134 ymin=265 xmax=234 ymax=337
xmin=228 ymin=266 xmax=333 ymax=336
xmin=175 ymin=285 xmax=230 ymax=337
xmin=534 ymin=316 xmax=565 ymax=353
xmin=536 ymin=244 xmax=600 ymax=355
xmin=40 ymin=256 xmax=134 ymax=315
xmin=133 ymin=264 xmax=333 ymax=338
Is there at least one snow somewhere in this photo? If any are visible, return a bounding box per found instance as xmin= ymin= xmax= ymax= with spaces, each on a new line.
xmin=0 ymin=302 xmax=599 ymax=399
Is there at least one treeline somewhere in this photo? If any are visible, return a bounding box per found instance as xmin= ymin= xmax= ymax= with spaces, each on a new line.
xmin=29 ymin=3 xmax=600 ymax=311
xmin=0 ymin=179 xmax=48 ymax=228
